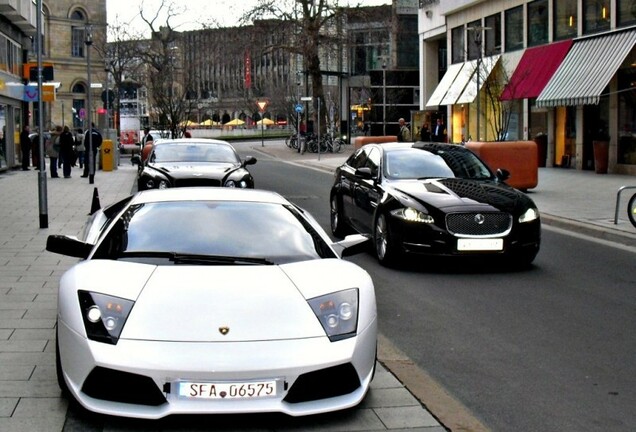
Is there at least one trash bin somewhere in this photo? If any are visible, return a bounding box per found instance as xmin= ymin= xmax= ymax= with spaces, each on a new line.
xmin=101 ymin=139 xmax=114 ymax=171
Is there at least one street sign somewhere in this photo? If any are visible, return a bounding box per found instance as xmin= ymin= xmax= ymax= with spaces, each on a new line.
xmin=300 ymin=96 xmax=313 ymax=101
xmin=90 ymin=83 xmax=102 ymax=88
xmin=295 ymin=103 xmax=303 ymax=113
xmin=256 ymin=100 xmax=268 ymax=112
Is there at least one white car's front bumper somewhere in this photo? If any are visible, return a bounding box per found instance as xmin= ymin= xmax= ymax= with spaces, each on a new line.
xmin=58 ymin=317 xmax=377 ymax=419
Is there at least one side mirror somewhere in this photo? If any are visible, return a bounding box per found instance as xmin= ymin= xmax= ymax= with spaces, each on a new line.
xmin=355 ymin=167 xmax=373 ymax=180
xmin=46 ymin=235 xmax=92 ymax=259
xmin=496 ymin=168 xmax=510 ymax=182
xmin=242 ymin=155 xmax=257 ymax=166
xmin=332 ymin=234 xmax=371 ymax=258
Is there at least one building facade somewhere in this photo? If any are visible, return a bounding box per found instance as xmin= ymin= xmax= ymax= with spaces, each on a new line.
xmin=420 ymin=0 xmax=636 ymax=175
xmin=38 ymin=0 xmax=107 ymax=132
xmin=0 ymin=0 xmax=37 ymax=171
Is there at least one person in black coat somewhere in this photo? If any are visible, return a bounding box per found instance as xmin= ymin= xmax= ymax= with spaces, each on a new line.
xmin=59 ymin=126 xmax=75 ymax=178
xmin=20 ymin=124 xmax=31 ymax=170
xmin=82 ymin=123 xmax=102 ymax=178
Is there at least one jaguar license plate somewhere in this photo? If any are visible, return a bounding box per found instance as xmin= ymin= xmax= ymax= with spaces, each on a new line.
xmin=457 ymin=238 xmax=503 ymax=251
xmin=177 ymin=380 xmax=277 ymax=400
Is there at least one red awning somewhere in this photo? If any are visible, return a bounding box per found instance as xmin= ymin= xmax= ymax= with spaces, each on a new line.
xmin=500 ymin=39 xmax=573 ymax=101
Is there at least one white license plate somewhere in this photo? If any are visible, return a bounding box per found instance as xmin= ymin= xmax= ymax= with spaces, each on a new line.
xmin=457 ymin=238 xmax=503 ymax=251
xmin=177 ymin=380 xmax=277 ymax=400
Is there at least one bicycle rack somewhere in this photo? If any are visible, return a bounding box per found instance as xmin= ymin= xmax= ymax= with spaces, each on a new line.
xmin=613 ymin=185 xmax=636 ymax=224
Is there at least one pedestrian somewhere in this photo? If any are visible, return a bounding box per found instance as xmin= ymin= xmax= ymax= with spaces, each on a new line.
xmin=141 ymin=127 xmax=154 ymax=162
xmin=30 ymin=128 xmax=45 ymax=171
xmin=183 ymin=128 xmax=192 ymax=138
xmin=398 ymin=118 xmax=411 ymax=142
xmin=420 ymin=122 xmax=431 ymax=142
xmin=59 ymin=125 xmax=75 ymax=178
xmin=82 ymin=123 xmax=102 ymax=178
xmin=20 ymin=124 xmax=31 ymax=170
xmin=432 ymin=118 xmax=446 ymax=142
xmin=75 ymin=128 xmax=85 ymax=168
xmin=47 ymin=125 xmax=62 ymax=178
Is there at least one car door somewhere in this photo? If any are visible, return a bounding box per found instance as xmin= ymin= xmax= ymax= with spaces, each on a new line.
xmin=336 ymin=148 xmax=369 ymax=227
xmin=351 ymin=146 xmax=382 ymax=234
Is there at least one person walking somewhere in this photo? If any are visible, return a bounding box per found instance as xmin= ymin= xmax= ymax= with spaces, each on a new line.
xmin=140 ymin=127 xmax=154 ymax=162
xmin=74 ymin=128 xmax=85 ymax=169
xmin=82 ymin=123 xmax=102 ymax=178
xmin=20 ymin=124 xmax=31 ymax=170
xmin=59 ymin=126 xmax=75 ymax=178
xmin=432 ymin=118 xmax=446 ymax=142
xmin=48 ymin=125 xmax=62 ymax=178
xmin=30 ymin=128 xmax=45 ymax=171
xmin=398 ymin=118 xmax=411 ymax=142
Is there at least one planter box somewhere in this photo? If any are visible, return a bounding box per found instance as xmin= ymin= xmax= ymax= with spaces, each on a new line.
xmin=465 ymin=141 xmax=538 ymax=190
xmin=353 ymin=135 xmax=398 ymax=149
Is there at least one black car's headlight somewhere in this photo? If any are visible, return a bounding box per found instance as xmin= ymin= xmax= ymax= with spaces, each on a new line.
xmin=224 ymin=179 xmax=248 ymax=188
xmin=308 ymin=288 xmax=358 ymax=342
xmin=78 ymin=291 xmax=134 ymax=345
xmin=519 ymin=207 xmax=539 ymax=223
xmin=391 ymin=207 xmax=434 ymax=224
xmin=143 ymin=178 xmax=169 ymax=189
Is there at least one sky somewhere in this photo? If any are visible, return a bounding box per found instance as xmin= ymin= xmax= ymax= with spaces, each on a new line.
xmin=107 ymin=0 xmax=392 ymax=37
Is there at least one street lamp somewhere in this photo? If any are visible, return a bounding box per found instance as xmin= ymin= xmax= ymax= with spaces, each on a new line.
xmin=382 ymin=60 xmax=387 ymax=136
xmin=85 ymin=24 xmax=95 ymax=184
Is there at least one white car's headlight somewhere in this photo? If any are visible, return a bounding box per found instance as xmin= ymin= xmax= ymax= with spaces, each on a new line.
xmin=391 ymin=207 xmax=434 ymax=223
xmin=78 ymin=291 xmax=134 ymax=345
xmin=519 ymin=207 xmax=539 ymax=223
xmin=308 ymin=288 xmax=358 ymax=342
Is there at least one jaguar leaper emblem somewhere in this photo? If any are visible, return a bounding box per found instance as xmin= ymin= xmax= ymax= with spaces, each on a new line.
xmin=219 ymin=326 xmax=230 ymax=335
xmin=474 ymin=214 xmax=485 ymax=225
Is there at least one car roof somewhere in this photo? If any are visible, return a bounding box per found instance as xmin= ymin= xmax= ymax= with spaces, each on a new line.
xmin=152 ymin=138 xmax=232 ymax=146
xmin=131 ymin=187 xmax=288 ymax=205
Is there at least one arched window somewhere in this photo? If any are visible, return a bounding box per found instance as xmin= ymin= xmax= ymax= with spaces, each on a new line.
xmin=72 ymin=83 xmax=86 ymax=93
xmin=71 ymin=10 xmax=86 ymax=57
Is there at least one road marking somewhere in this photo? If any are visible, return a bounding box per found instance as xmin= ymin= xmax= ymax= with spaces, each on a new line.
xmin=377 ymin=333 xmax=491 ymax=432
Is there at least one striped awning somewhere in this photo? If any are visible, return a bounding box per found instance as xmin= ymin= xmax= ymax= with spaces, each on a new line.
xmin=536 ymin=30 xmax=636 ymax=107
xmin=425 ymin=62 xmax=463 ymax=107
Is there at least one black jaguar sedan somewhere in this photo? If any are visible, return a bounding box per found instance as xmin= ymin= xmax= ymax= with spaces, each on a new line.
xmin=329 ymin=142 xmax=541 ymax=267
xmin=132 ymin=138 xmax=257 ymax=191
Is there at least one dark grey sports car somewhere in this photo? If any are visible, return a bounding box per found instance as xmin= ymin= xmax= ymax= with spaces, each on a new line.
xmin=133 ymin=138 xmax=256 ymax=191
xmin=329 ymin=142 xmax=541 ymax=267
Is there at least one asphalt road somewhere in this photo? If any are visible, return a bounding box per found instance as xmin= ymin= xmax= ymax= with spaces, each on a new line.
xmin=248 ymin=149 xmax=636 ymax=432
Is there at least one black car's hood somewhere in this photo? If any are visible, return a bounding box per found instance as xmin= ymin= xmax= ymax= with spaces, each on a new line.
xmin=390 ymin=178 xmax=532 ymax=213
xmin=151 ymin=162 xmax=239 ymax=179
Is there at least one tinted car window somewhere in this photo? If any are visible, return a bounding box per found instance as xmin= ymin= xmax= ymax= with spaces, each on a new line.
xmin=151 ymin=143 xmax=239 ymax=163
xmin=365 ymin=147 xmax=381 ymax=178
xmin=93 ymin=201 xmax=336 ymax=263
xmin=384 ymin=149 xmax=454 ymax=179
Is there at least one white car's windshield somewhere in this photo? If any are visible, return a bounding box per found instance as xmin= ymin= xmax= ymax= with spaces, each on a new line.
xmin=93 ymin=201 xmax=336 ymax=264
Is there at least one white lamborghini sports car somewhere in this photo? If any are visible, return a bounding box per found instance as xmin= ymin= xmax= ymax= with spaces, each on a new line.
xmin=47 ymin=188 xmax=377 ymax=419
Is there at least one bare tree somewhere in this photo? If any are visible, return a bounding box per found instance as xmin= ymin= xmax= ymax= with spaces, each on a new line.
xmin=241 ymin=0 xmax=368 ymax=132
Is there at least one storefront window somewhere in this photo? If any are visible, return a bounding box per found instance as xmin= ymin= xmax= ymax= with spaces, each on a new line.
xmin=617 ymin=66 xmax=636 ymax=165
xmin=554 ymin=0 xmax=578 ymax=40
xmin=13 ymin=107 xmax=21 ymax=167
xmin=528 ymin=0 xmax=549 ymax=47
xmin=485 ymin=13 xmax=502 ymax=56
xmin=583 ymin=0 xmax=611 ymax=34
xmin=451 ymin=25 xmax=464 ymax=64
xmin=617 ymin=0 xmax=636 ymax=27
xmin=505 ymin=6 xmax=524 ymax=52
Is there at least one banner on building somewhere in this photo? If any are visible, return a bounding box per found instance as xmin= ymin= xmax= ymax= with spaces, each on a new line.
xmin=244 ymin=50 xmax=251 ymax=89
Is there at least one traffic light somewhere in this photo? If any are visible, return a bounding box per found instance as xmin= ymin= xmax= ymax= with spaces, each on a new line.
xmin=28 ymin=65 xmax=54 ymax=82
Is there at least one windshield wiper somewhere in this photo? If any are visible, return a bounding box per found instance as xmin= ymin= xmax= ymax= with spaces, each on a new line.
xmin=169 ymin=252 xmax=274 ymax=266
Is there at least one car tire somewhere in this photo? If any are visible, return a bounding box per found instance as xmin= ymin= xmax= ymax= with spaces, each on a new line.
xmin=55 ymin=328 xmax=70 ymax=396
xmin=330 ymin=194 xmax=350 ymax=238
xmin=374 ymin=213 xmax=398 ymax=266
xmin=628 ymin=193 xmax=636 ymax=228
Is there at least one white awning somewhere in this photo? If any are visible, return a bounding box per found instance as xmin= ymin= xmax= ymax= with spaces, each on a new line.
xmin=425 ymin=62 xmax=463 ymax=107
xmin=536 ymin=29 xmax=636 ymax=107
xmin=440 ymin=61 xmax=475 ymax=105
xmin=456 ymin=55 xmax=501 ymax=104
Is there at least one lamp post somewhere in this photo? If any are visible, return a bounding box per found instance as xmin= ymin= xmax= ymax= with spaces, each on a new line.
xmin=85 ymin=25 xmax=94 ymax=184
xmin=382 ymin=60 xmax=387 ymax=136
xmin=468 ymin=26 xmax=489 ymax=141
